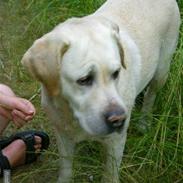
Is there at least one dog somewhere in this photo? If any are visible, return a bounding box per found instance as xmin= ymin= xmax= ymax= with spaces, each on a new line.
xmin=21 ymin=0 xmax=180 ymax=182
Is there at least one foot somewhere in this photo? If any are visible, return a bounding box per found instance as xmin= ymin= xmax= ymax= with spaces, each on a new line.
xmin=2 ymin=135 xmax=41 ymax=168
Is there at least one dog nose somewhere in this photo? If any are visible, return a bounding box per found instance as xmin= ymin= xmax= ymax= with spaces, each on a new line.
xmin=104 ymin=108 xmax=126 ymax=129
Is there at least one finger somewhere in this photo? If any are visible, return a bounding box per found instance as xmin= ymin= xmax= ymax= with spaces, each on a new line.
xmin=12 ymin=114 xmax=27 ymax=128
xmin=12 ymin=109 xmax=27 ymax=120
xmin=0 ymin=94 xmax=17 ymax=109
xmin=0 ymin=106 xmax=12 ymax=120
xmin=12 ymin=109 xmax=34 ymax=122
xmin=12 ymin=118 xmax=22 ymax=128
xmin=25 ymin=115 xmax=34 ymax=121
xmin=34 ymin=136 xmax=42 ymax=144
xmin=0 ymin=94 xmax=35 ymax=115
xmin=19 ymin=98 xmax=36 ymax=115
xmin=34 ymin=144 xmax=42 ymax=149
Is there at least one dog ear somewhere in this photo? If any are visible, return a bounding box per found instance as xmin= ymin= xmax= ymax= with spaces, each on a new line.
xmin=110 ymin=23 xmax=126 ymax=69
xmin=21 ymin=35 xmax=69 ymax=96
xmin=99 ymin=18 xmax=126 ymax=69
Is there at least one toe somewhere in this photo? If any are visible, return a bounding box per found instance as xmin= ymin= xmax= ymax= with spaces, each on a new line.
xmin=34 ymin=136 xmax=42 ymax=144
xmin=34 ymin=144 xmax=42 ymax=150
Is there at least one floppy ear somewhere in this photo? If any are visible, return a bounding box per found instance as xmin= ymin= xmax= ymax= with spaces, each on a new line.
xmin=99 ymin=18 xmax=126 ymax=69
xmin=113 ymin=31 xmax=126 ymax=69
xmin=21 ymin=35 xmax=69 ymax=96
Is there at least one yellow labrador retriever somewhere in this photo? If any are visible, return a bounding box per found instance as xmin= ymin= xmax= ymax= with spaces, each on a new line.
xmin=21 ymin=0 xmax=180 ymax=182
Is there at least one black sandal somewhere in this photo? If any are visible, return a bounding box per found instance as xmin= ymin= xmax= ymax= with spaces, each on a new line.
xmin=0 ymin=130 xmax=50 ymax=176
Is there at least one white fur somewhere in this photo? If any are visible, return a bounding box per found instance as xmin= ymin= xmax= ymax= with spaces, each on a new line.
xmin=22 ymin=0 xmax=180 ymax=182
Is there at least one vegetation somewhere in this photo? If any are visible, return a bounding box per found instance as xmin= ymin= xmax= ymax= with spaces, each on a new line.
xmin=0 ymin=0 xmax=182 ymax=182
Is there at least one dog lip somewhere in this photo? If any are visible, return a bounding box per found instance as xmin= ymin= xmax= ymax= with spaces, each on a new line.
xmin=113 ymin=122 xmax=123 ymax=127
xmin=105 ymin=125 xmax=124 ymax=135
xmin=102 ymin=124 xmax=124 ymax=136
xmin=88 ymin=126 xmax=116 ymax=136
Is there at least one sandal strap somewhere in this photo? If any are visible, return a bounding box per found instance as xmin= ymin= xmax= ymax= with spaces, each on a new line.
xmin=0 ymin=151 xmax=11 ymax=176
xmin=24 ymin=134 xmax=37 ymax=164
xmin=18 ymin=133 xmax=35 ymax=152
xmin=0 ymin=138 xmax=12 ymax=150
xmin=13 ymin=133 xmax=36 ymax=164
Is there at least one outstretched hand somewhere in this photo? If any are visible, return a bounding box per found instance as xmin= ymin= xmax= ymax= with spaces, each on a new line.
xmin=0 ymin=93 xmax=36 ymax=128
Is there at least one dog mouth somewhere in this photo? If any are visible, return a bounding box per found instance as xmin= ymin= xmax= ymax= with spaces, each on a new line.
xmin=95 ymin=126 xmax=124 ymax=136
xmin=86 ymin=121 xmax=125 ymax=136
xmin=74 ymin=110 xmax=126 ymax=136
xmin=106 ymin=122 xmax=125 ymax=134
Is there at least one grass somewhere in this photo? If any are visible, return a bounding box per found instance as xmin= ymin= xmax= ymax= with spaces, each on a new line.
xmin=0 ymin=0 xmax=182 ymax=182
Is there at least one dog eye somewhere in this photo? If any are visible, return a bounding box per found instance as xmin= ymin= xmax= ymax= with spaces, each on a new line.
xmin=77 ymin=75 xmax=94 ymax=86
xmin=112 ymin=69 xmax=120 ymax=80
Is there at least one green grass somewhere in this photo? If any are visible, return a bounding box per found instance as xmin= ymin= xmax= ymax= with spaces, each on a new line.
xmin=0 ymin=0 xmax=183 ymax=182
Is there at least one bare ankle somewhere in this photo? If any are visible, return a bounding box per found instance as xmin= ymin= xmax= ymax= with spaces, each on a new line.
xmin=2 ymin=140 xmax=26 ymax=168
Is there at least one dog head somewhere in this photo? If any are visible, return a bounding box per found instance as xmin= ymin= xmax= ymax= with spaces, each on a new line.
xmin=22 ymin=17 xmax=130 ymax=136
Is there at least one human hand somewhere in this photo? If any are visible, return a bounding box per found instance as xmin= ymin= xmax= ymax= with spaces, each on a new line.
xmin=0 ymin=93 xmax=36 ymax=128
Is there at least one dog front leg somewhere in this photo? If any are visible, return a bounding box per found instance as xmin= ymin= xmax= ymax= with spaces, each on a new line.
xmin=102 ymin=132 xmax=127 ymax=183
xmin=139 ymin=71 xmax=169 ymax=133
xmin=56 ymin=133 xmax=75 ymax=183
